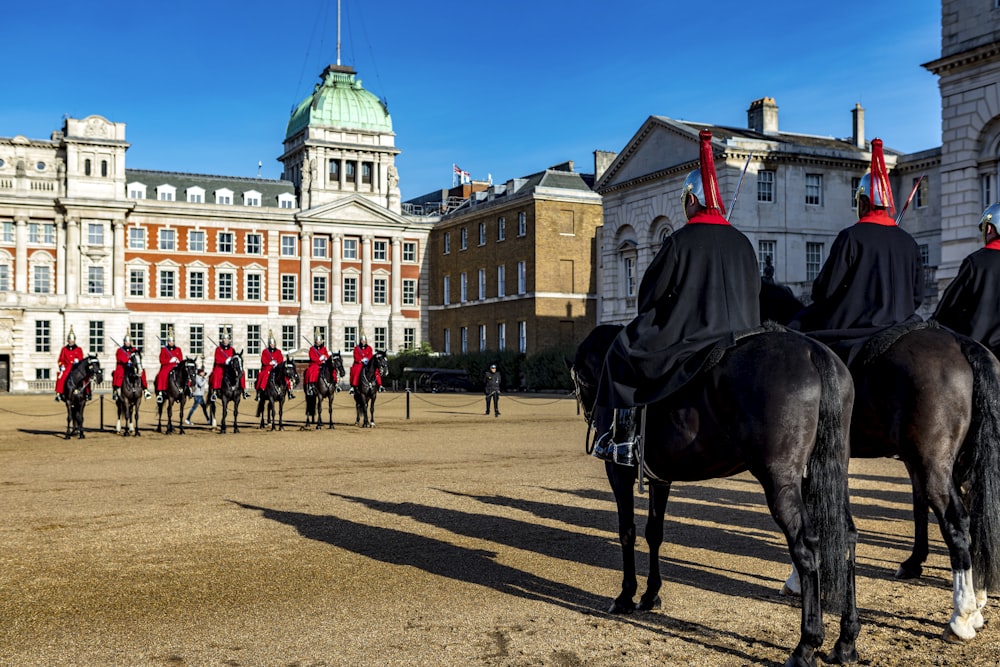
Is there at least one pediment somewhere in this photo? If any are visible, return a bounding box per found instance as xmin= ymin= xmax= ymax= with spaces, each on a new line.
xmin=598 ymin=116 xmax=704 ymax=191
xmin=299 ymin=194 xmax=408 ymax=228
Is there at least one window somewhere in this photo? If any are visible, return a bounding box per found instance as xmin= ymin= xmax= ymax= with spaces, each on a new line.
xmin=851 ymin=177 xmax=863 ymax=206
xmin=0 ymin=265 xmax=9 ymax=291
xmin=478 ymin=222 xmax=486 ymax=246
xmin=278 ymin=194 xmax=295 ymax=209
xmin=443 ymin=232 xmax=451 ymax=255
xmin=478 ymin=268 xmax=486 ymax=300
xmin=344 ymin=326 xmax=357 ymax=353
xmin=218 ymin=232 xmax=234 ymax=254
xmin=403 ymin=328 xmax=415 ymax=350
xmin=282 ymin=325 xmax=296 ymax=351
xmin=87 ymin=223 xmax=104 ymax=246
xmin=361 ymin=162 xmax=373 ymax=185
xmin=88 ymin=321 xmax=104 ymax=354
xmin=32 ymin=265 xmax=50 ymax=294
xmin=128 ymin=185 xmax=146 ymax=199
xmin=373 ymin=240 xmax=387 ymax=261
xmin=280 ymin=235 xmax=297 ymax=257
xmin=159 ymin=269 xmax=176 ymax=298
xmin=442 ymin=275 xmax=450 ymax=305
xmin=188 ymin=270 xmax=205 ymax=299
xmin=443 ymin=328 xmax=451 ymax=355
xmin=128 ymin=227 xmax=146 ymax=249
xmin=216 ymin=189 xmax=233 ymax=205
xmin=281 ymin=275 xmax=297 ymax=302
xmin=624 ymin=257 xmax=636 ymax=297
xmin=129 ymin=323 xmax=145 ymax=353
xmin=313 ymin=275 xmax=327 ymax=303
xmin=479 ymin=324 xmax=487 ymax=352
xmin=497 ymin=322 xmax=506 ymax=350
xmin=1 ymin=222 xmax=13 ymax=243
xmin=84 ymin=159 xmax=91 ymax=176
xmin=247 ymin=325 xmax=261 ymax=355
xmin=159 ymin=323 xmax=172 ymax=344
xmin=517 ymin=261 xmax=526 ymax=295
xmin=87 ymin=266 xmax=104 ymax=294
xmin=402 ymin=279 xmax=416 ymax=306
xmin=460 ymin=272 xmax=468 ymax=303
xmin=402 ymin=241 xmax=416 ymax=262
xmin=101 ymin=160 xmax=108 ymax=177
xmin=373 ymin=277 xmax=388 ymax=305
xmin=497 ymin=217 xmax=506 ymax=241
xmin=346 ymin=162 xmax=356 ymax=182
xmin=460 ymin=327 xmax=468 ymax=354
xmin=805 ymin=174 xmax=823 ymax=206
xmin=244 ymin=191 xmax=261 ymax=207
xmin=158 ymin=187 xmax=174 ymax=201
xmin=217 ymin=272 xmax=234 ymax=300
xmin=159 ymin=228 xmax=176 ymax=251
xmin=758 ymin=240 xmax=777 ymax=275
xmin=915 ymin=177 xmax=929 ymax=209
xmin=129 ymin=269 xmax=145 ymax=297
xmin=343 ymin=238 xmax=358 ymax=260
xmin=29 ymin=223 xmax=54 ymax=244
xmin=518 ymin=321 xmax=527 ymax=353
xmin=187 ymin=187 xmax=204 ymax=203
xmin=246 ymin=273 xmax=262 ymax=301
xmin=757 ymin=170 xmax=775 ymax=203
xmin=518 ymin=212 xmax=527 ymax=237
xmin=497 ymin=265 xmax=506 ymax=298
xmin=246 ymin=233 xmax=262 ymax=255
xmin=982 ymin=174 xmax=993 ymax=209
xmin=35 ymin=320 xmax=50 ymax=352
xmin=343 ymin=276 xmax=358 ymax=304
xmin=189 ymin=324 xmax=204 ymax=357
xmin=373 ymin=327 xmax=386 ymax=350
xmin=188 ymin=230 xmax=205 ymax=253
xmin=313 ymin=236 xmax=328 ymax=259
xmin=329 ymin=159 xmax=340 ymax=181
xmin=460 ymin=228 xmax=468 ymax=250
xmin=36 ymin=368 xmax=51 ymax=381
xmin=806 ymin=242 xmax=824 ymax=281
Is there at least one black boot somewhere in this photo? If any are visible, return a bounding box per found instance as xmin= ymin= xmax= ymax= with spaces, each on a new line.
xmin=592 ymin=408 xmax=637 ymax=466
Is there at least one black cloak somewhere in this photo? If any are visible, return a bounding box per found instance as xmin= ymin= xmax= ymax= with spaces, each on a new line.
xmin=933 ymin=244 xmax=1000 ymax=354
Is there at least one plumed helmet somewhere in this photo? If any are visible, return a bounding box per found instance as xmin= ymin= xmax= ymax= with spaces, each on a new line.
xmin=66 ymin=326 xmax=76 ymax=344
xmin=220 ymin=331 xmax=230 ymax=343
xmin=123 ymin=334 xmax=131 ymax=347
xmin=166 ymin=328 xmax=175 ymax=344
xmin=267 ymin=330 xmax=276 ymax=347
xmin=980 ymin=203 xmax=1000 ymax=243
xmin=360 ymin=335 xmax=367 ymax=344
xmin=681 ymin=130 xmax=726 ymax=217
xmin=856 ymin=138 xmax=896 ymax=215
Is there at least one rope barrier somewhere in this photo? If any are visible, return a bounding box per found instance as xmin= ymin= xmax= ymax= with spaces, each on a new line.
xmin=408 ymin=393 xmax=485 ymax=408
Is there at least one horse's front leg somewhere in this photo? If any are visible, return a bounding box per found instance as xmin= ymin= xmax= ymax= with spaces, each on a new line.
xmin=165 ymin=402 xmax=174 ymax=434
xmin=369 ymin=397 xmax=376 ymax=427
xmin=605 ymin=461 xmax=639 ymax=614
xmin=77 ymin=408 xmax=86 ymax=439
xmin=232 ymin=400 xmax=240 ymax=434
xmin=638 ymin=481 xmax=670 ymax=610
xmin=277 ymin=398 xmax=284 ymax=431
xmin=327 ymin=398 xmax=334 ymax=429
xmin=156 ymin=403 xmax=164 ymax=433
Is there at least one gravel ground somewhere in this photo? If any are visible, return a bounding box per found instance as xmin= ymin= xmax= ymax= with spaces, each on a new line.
xmin=0 ymin=391 xmax=997 ymax=666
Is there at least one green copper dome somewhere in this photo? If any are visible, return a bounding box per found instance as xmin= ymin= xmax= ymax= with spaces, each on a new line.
xmin=285 ymin=65 xmax=392 ymax=139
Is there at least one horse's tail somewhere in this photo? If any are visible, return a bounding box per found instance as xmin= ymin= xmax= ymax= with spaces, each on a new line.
xmin=956 ymin=335 xmax=1000 ymax=593
xmin=802 ymin=336 xmax=853 ymax=606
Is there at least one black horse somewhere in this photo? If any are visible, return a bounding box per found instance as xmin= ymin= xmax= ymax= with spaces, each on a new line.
xmin=115 ymin=350 xmax=144 ymax=437
xmin=762 ymin=288 xmax=1000 ymax=642
xmin=305 ymin=352 xmax=347 ymax=429
xmin=210 ymin=350 xmax=245 ymax=434
xmin=354 ymin=351 xmax=388 ymax=428
xmin=257 ymin=359 xmax=299 ymax=431
xmin=61 ymin=355 xmax=103 ymax=440
xmin=156 ymin=358 xmax=196 ymax=435
xmin=572 ymin=324 xmax=859 ymax=667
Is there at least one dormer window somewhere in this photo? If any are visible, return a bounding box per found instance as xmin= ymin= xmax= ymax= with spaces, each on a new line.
xmin=277 ymin=193 xmax=296 ymax=209
xmin=127 ymin=182 xmax=147 ymax=199
xmin=243 ymin=190 xmax=261 ymax=207
xmin=187 ymin=187 xmax=205 ymax=204
xmin=156 ymin=184 xmax=176 ymax=202
xmin=215 ymin=188 xmax=233 ymax=205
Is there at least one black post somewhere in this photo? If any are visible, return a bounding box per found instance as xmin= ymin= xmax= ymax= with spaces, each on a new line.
xmin=406 ymin=388 xmax=410 ymax=420
xmin=100 ymin=394 xmax=105 ymax=431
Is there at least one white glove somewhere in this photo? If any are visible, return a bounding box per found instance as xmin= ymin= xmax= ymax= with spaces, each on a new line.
xmin=270 ymin=360 xmax=277 ymax=366
xmin=59 ymin=365 xmax=65 ymax=372
xmin=225 ymin=357 xmax=231 ymax=364
xmin=320 ymin=355 xmax=327 ymax=362
xmin=362 ymin=358 xmax=369 ymax=365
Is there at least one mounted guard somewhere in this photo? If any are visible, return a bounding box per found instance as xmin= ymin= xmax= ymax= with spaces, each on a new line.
xmin=55 ymin=327 xmax=87 ymax=402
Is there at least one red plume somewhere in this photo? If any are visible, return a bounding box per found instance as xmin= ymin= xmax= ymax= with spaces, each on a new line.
xmin=699 ymin=129 xmax=726 ymax=216
xmin=870 ymin=138 xmax=896 ymax=216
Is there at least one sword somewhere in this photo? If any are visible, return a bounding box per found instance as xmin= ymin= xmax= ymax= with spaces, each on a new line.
xmin=726 ymin=152 xmax=753 ymax=222
xmin=895 ymin=173 xmax=925 ymax=226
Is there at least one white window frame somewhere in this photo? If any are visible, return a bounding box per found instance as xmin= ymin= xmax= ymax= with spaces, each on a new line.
xmin=245 ymin=272 xmax=262 ymax=301
xmin=159 ymin=269 xmax=176 ymax=298
xmin=280 ymin=235 xmax=297 ymax=257
xmin=215 ymin=188 xmax=234 ymax=205
xmin=343 ymin=238 xmax=358 ymax=260
xmin=497 ymin=322 xmax=506 ymax=350
xmin=402 ymin=279 xmax=416 ymax=306
xmin=343 ymin=275 xmax=358 ymax=304
xmin=188 ymin=269 xmax=205 ymax=299
xmin=497 ymin=217 xmax=506 ymax=241
xmin=128 ymin=227 xmax=146 ymax=250
xmin=518 ymin=321 xmax=527 ymax=353
xmin=156 ymin=184 xmax=176 ymax=201
xmin=373 ymin=239 xmax=388 ymax=261
xmin=217 ymin=231 xmax=234 ymax=254
xmin=443 ymin=275 xmax=451 ymax=306
xmin=497 ymin=265 xmax=506 ymax=297
xmin=87 ymin=266 xmax=104 ymax=294
xmin=478 ymin=268 xmax=486 ymax=300
xmin=87 ymin=223 xmax=104 ymax=246
xmin=402 ymin=241 xmax=417 ymax=262
xmin=460 ymin=272 xmax=468 ymax=303
xmin=243 ymin=190 xmax=262 ymax=207
xmin=246 ymin=233 xmax=263 ymax=255
xmin=129 ymin=268 xmax=146 ymax=297
xmin=159 ymin=228 xmax=176 ymax=251
xmin=478 ymin=324 xmax=487 ymax=352
xmin=757 ymin=170 xmax=775 ymax=203
xmin=518 ymin=211 xmax=527 ymax=237
xmin=217 ymin=271 xmax=234 ymax=300
xmin=805 ymin=174 xmax=823 ymax=206
xmin=280 ymin=274 xmax=297 ymax=302
xmin=312 ymin=236 xmax=328 ymax=259
xmin=312 ymin=274 xmax=328 ymax=303
xmin=188 ymin=229 xmax=206 ymax=253
xmin=517 ymin=261 xmax=526 ymax=295
xmin=373 ymin=277 xmax=388 ymax=305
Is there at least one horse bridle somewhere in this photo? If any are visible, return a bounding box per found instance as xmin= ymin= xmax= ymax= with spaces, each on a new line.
xmin=570 ymin=366 xmax=598 ymax=455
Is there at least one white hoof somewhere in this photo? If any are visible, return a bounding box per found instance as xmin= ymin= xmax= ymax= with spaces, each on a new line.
xmin=944 ymin=621 xmax=976 ymax=643
xmin=781 ymin=568 xmax=801 ymax=597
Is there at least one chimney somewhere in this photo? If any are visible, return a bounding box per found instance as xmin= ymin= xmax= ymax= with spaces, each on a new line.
xmin=851 ymin=103 xmax=865 ymax=148
xmin=593 ymin=150 xmax=617 ymax=182
xmin=747 ymin=97 xmax=779 ymax=134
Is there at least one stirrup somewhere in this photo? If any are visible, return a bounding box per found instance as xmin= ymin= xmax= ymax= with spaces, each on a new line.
xmin=243 ymin=390 xmax=250 ymax=399
xmin=112 ymin=391 xmax=119 ymax=402
xmin=156 ymin=393 xmax=164 ymax=404
xmin=592 ymin=431 xmax=637 ymax=466
xmin=143 ymin=390 xmax=151 ymax=400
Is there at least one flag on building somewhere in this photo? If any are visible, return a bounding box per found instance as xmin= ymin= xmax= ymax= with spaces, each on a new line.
xmin=452 ymin=163 xmax=471 ymax=186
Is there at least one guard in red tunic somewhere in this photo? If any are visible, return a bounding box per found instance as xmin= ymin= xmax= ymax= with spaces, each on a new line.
xmin=304 ymin=332 xmax=332 ymax=396
xmin=54 ymin=327 xmax=86 ymax=401
xmin=933 ymin=202 xmax=1000 ymax=355
xmin=255 ymin=331 xmax=294 ymax=400
xmin=112 ymin=334 xmax=151 ymax=401
xmin=210 ymin=332 xmax=248 ymax=401
xmin=155 ymin=330 xmax=184 ymax=404
xmin=350 ymin=335 xmax=382 ymax=392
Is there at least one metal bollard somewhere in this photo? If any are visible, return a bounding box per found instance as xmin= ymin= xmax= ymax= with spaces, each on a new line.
xmin=406 ymin=388 xmax=410 ymax=420
xmin=100 ymin=394 xmax=105 ymax=431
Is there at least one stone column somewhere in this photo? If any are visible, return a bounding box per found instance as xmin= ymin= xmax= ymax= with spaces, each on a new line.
xmin=330 ymin=234 xmax=342 ymax=328
xmin=55 ymin=215 xmax=66 ymax=295
xmin=65 ymin=217 xmax=80 ymax=305
xmin=14 ymin=217 xmax=27 ymax=293
xmin=112 ymin=219 xmax=125 ymax=306
xmin=361 ymin=235 xmax=373 ymax=318
xmin=300 ymin=230 xmax=312 ymax=310
xmin=390 ymin=237 xmax=402 ymax=351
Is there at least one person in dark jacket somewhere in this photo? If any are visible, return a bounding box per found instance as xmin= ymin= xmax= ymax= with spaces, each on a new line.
xmin=933 ymin=203 xmax=1000 ymax=354
xmin=483 ymin=363 xmax=501 ymax=417
xmin=592 ymin=129 xmax=761 ymax=465
xmin=789 ymin=138 xmax=923 ymax=364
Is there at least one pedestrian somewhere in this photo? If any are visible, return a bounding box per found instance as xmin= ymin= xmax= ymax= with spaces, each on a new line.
xmin=185 ymin=368 xmax=210 ymax=425
xmin=484 ymin=363 xmax=501 ymax=417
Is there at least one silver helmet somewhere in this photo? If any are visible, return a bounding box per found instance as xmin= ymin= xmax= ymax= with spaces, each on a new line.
xmin=980 ymin=203 xmax=1000 ymax=244
xmin=855 ymin=172 xmax=890 ymax=209
xmin=681 ymin=169 xmax=706 ymax=208
xmin=123 ymin=334 xmax=131 ymax=347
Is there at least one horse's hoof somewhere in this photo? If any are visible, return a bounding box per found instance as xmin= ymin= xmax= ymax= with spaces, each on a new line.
xmin=780 ymin=584 xmax=801 ymax=598
xmin=943 ymin=625 xmax=975 ymax=644
xmin=894 ymin=562 xmax=922 ymax=580
xmin=607 ymin=598 xmax=635 ymax=615
xmin=825 ymin=640 xmax=859 ymax=664
xmin=637 ymin=594 xmax=661 ymax=611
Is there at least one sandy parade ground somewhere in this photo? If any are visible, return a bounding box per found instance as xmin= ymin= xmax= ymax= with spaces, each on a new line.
xmin=1 ymin=389 xmax=999 ymax=666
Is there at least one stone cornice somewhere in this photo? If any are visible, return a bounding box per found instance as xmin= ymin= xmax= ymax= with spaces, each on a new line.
xmin=923 ymin=41 xmax=1000 ymax=75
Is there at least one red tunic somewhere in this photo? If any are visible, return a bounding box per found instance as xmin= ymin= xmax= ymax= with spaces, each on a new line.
xmin=211 ymin=345 xmax=244 ymax=390
xmin=56 ymin=344 xmax=85 ymax=394
xmin=305 ymin=344 xmax=331 ymax=384
xmin=350 ymin=344 xmax=381 ymax=386
xmin=112 ymin=345 xmax=147 ymax=388
xmin=255 ymin=347 xmax=285 ymax=390
xmin=156 ymin=344 xmax=184 ymax=392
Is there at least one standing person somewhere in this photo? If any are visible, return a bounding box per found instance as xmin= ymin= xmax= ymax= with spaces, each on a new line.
xmin=593 ymin=129 xmax=761 ymax=464
xmin=790 ymin=137 xmax=923 ymax=364
xmin=155 ymin=329 xmax=184 ymax=404
xmin=255 ymin=331 xmax=294 ymax=400
xmin=304 ymin=333 xmax=332 ymax=397
xmin=54 ymin=327 xmax=86 ymax=402
xmin=932 ymin=202 xmax=1000 ymax=354
xmin=185 ymin=368 xmax=210 ymax=425
xmin=483 ymin=363 xmax=501 ymax=417
xmin=112 ymin=334 xmax=151 ymax=402
xmin=350 ymin=334 xmax=382 ymax=393
xmin=210 ymin=332 xmax=248 ymax=401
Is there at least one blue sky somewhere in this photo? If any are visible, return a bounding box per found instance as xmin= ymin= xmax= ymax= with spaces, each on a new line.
xmin=2 ymin=1 xmax=942 ymax=202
